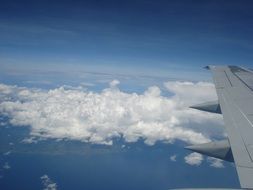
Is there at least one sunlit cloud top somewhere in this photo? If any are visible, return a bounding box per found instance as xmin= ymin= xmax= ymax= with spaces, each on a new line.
xmin=0 ymin=80 xmax=222 ymax=146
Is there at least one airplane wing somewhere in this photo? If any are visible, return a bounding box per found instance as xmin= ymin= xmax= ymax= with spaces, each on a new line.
xmin=188 ymin=65 xmax=253 ymax=189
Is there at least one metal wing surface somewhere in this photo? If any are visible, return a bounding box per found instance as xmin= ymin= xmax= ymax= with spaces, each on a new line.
xmin=208 ymin=65 xmax=253 ymax=189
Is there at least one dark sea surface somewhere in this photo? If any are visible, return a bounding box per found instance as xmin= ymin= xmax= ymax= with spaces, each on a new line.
xmin=0 ymin=123 xmax=240 ymax=190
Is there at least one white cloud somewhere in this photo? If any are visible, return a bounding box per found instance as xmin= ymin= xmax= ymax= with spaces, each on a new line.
xmin=22 ymin=136 xmax=38 ymax=144
xmin=170 ymin=154 xmax=177 ymax=162
xmin=164 ymin=81 xmax=217 ymax=105
xmin=41 ymin=175 xmax=57 ymax=190
xmin=109 ymin=79 xmax=120 ymax=88
xmin=3 ymin=162 xmax=10 ymax=170
xmin=184 ymin=153 xmax=225 ymax=168
xmin=184 ymin=153 xmax=203 ymax=166
xmin=207 ymin=157 xmax=224 ymax=168
xmin=0 ymin=81 xmax=222 ymax=146
xmin=3 ymin=151 xmax=11 ymax=156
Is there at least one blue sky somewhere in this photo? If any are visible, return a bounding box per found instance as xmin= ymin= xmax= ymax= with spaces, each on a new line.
xmin=0 ymin=0 xmax=253 ymax=189
xmin=1 ymin=0 xmax=253 ymax=81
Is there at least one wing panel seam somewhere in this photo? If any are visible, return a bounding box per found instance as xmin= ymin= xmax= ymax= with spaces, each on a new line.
xmin=221 ymin=92 xmax=253 ymax=163
xmin=224 ymin=71 xmax=233 ymax=87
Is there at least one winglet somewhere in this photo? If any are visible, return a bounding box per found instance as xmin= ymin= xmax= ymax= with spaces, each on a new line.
xmin=189 ymin=100 xmax=221 ymax=114
xmin=185 ymin=140 xmax=234 ymax=162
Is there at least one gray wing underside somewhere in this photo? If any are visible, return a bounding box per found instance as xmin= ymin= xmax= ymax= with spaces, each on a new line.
xmin=208 ymin=65 xmax=253 ymax=189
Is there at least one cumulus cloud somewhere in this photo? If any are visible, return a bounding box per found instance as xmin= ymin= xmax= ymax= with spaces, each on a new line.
xmin=164 ymin=81 xmax=217 ymax=105
xmin=41 ymin=175 xmax=57 ymax=190
xmin=170 ymin=154 xmax=177 ymax=162
xmin=207 ymin=157 xmax=224 ymax=168
xmin=184 ymin=153 xmax=225 ymax=168
xmin=184 ymin=153 xmax=203 ymax=166
xmin=0 ymin=81 xmax=221 ymax=146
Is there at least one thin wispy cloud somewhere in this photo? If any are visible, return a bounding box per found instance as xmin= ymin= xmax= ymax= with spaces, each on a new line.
xmin=3 ymin=162 xmax=11 ymax=170
xmin=170 ymin=154 xmax=177 ymax=162
xmin=3 ymin=151 xmax=11 ymax=156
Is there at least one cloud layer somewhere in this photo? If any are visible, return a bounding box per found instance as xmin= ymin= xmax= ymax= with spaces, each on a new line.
xmin=0 ymin=81 xmax=221 ymax=146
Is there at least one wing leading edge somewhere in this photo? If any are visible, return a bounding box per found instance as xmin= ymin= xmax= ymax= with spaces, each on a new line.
xmin=189 ymin=65 xmax=253 ymax=189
